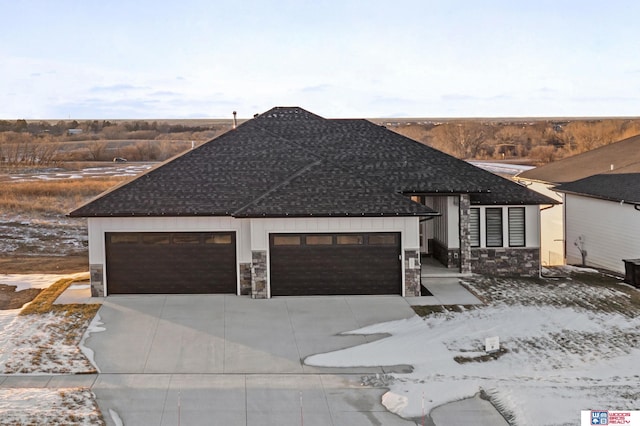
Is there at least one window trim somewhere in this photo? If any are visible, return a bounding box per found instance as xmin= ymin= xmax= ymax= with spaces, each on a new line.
xmin=485 ymin=207 xmax=503 ymax=248
xmin=508 ymin=207 xmax=526 ymax=247
xmin=469 ymin=208 xmax=480 ymax=248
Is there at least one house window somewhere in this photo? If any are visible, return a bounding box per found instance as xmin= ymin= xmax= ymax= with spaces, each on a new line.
xmin=469 ymin=208 xmax=480 ymax=247
xmin=142 ymin=234 xmax=170 ymax=245
xmin=486 ymin=208 xmax=503 ymax=247
xmin=305 ymin=235 xmax=333 ymax=245
xmin=204 ymin=234 xmax=232 ymax=244
xmin=273 ymin=235 xmax=301 ymax=246
xmin=336 ymin=235 xmax=364 ymax=245
xmin=173 ymin=234 xmax=201 ymax=244
xmin=368 ymin=234 xmax=397 ymax=245
xmin=508 ymin=207 xmax=526 ymax=247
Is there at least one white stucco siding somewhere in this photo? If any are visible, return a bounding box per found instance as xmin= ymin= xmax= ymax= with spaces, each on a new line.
xmin=517 ymin=179 xmax=564 ymax=265
xmin=249 ymin=216 xmax=420 ymax=251
xmin=447 ymin=196 xmax=460 ymax=249
xmin=429 ymin=196 xmax=461 ymax=248
xmin=565 ymin=194 xmax=640 ymax=273
xmin=87 ymin=215 xmax=250 ymax=264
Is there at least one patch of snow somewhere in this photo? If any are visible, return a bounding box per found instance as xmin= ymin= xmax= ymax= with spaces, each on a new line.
xmin=0 ymin=273 xmax=86 ymax=292
xmin=0 ymin=274 xmax=97 ymax=374
xmin=0 ymin=388 xmax=104 ymax=425
xmin=305 ymin=289 xmax=640 ymax=425
xmin=109 ymin=408 xmax=124 ymax=426
xmin=79 ymin=312 xmax=105 ymax=373
xmin=381 ymin=392 xmax=408 ymax=414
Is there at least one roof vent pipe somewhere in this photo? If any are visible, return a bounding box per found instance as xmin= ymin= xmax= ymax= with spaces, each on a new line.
xmin=611 ymin=164 xmax=614 ymax=171
xmin=232 ymin=111 xmax=237 ymax=129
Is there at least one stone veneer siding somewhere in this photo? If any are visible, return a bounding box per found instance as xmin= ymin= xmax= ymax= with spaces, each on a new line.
xmin=251 ymin=251 xmax=268 ymax=298
xmin=458 ymin=194 xmax=472 ymax=274
xmin=470 ymin=247 xmax=540 ymax=277
xmin=239 ymin=263 xmax=252 ymax=295
xmin=90 ymin=264 xmax=104 ymax=297
xmin=404 ymin=250 xmax=421 ymax=296
xmin=433 ymin=240 xmax=460 ymax=269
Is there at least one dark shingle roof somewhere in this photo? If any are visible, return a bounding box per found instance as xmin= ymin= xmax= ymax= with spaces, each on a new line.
xmin=554 ymin=173 xmax=640 ymax=204
xmin=70 ymin=106 xmax=556 ymax=218
xmin=517 ymin=134 xmax=640 ymax=184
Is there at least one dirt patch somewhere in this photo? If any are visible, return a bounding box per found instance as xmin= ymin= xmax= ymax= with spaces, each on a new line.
xmin=454 ymin=347 xmax=509 ymax=364
xmin=0 ymin=284 xmax=42 ymax=310
xmin=0 ymin=255 xmax=88 ymax=274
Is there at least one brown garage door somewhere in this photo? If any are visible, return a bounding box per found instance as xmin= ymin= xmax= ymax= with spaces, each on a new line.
xmin=269 ymin=233 xmax=401 ymax=296
xmin=105 ymin=232 xmax=237 ymax=294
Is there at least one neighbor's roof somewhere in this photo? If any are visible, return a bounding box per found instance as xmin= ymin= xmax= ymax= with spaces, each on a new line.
xmin=69 ymin=107 xmax=556 ymax=218
xmin=517 ymin=134 xmax=640 ymax=184
xmin=554 ymin=173 xmax=640 ymax=204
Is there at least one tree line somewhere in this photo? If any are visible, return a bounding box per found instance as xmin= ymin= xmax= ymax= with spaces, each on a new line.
xmin=0 ymin=119 xmax=217 ymax=137
xmin=0 ymin=120 xmax=230 ymax=166
xmin=388 ymin=118 xmax=640 ymax=164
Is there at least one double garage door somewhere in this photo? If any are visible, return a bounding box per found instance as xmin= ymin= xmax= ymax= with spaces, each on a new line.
xmin=105 ymin=232 xmax=237 ymax=294
xmin=105 ymin=231 xmax=401 ymax=296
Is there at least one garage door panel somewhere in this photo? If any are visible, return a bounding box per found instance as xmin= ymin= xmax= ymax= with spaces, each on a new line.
xmin=270 ymin=233 xmax=401 ymax=296
xmin=105 ymin=232 xmax=236 ymax=294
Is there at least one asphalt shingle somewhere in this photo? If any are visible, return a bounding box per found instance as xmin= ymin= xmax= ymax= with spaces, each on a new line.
xmin=69 ymin=106 xmax=556 ymax=218
xmin=554 ymin=173 xmax=640 ymax=204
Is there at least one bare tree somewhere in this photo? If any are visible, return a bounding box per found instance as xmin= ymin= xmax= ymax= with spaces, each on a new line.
xmin=87 ymin=140 xmax=110 ymax=161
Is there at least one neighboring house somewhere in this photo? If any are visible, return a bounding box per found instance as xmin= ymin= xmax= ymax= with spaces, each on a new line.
xmin=515 ymin=134 xmax=640 ymax=266
xmin=554 ymin=172 xmax=640 ymax=274
xmin=69 ymin=107 xmax=555 ymax=298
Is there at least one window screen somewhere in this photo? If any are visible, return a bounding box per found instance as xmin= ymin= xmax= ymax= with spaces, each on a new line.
xmin=469 ymin=208 xmax=480 ymax=247
xmin=508 ymin=207 xmax=526 ymax=247
xmin=485 ymin=208 xmax=503 ymax=247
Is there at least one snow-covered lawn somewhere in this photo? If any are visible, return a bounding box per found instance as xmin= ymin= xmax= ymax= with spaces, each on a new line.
xmin=0 ymin=388 xmax=104 ymax=426
xmin=306 ymin=269 xmax=640 ymax=426
xmin=0 ymin=274 xmax=99 ymax=374
xmin=0 ymin=274 xmax=104 ymax=425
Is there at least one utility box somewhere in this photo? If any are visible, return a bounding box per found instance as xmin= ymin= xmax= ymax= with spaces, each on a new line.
xmin=623 ymin=259 xmax=640 ymax=288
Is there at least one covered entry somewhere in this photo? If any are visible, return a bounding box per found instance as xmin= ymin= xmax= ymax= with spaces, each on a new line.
xmin=105 ymin=232 xmax=237 ymax=294
xmin=269 ymin=232 xmax=402 ymax=296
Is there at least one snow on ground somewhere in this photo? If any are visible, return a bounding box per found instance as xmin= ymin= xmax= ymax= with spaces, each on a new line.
xmin=0 ymin=273 xmax=86 ymax=292
xmin=305 ymin=274 xmax=640 ymax=426
xmin=0 ymin=388 xmax=104 ymax=425
xmin=0 ymin=274 xmax=98 ymax=374
xmin=0 ymin=274 xmax=104 ymax=424
xmin=3 ymin=163 xmax=153 ymax=183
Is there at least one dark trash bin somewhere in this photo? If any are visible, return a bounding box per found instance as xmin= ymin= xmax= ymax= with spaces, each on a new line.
xmin=622 ymin=259 xmax=640 ymax=288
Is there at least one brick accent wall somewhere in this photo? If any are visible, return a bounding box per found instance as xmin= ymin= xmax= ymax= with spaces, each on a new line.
xmin=90 ymin=264 xmax=104 ymax=297
xmin=239 ymin=263 xmax=252 ymax=295
xmin=404 ymin=250 xmax=421 ymax=296
xmin=251 ymin=251 xmax=268 ymax=298
xmin=459 ymin=194 xmax=472 ymax=274
xmin=470 ymin=247 xmax=540 ymax=277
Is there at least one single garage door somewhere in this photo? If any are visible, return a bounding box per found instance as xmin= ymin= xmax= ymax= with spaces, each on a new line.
xmin=269 ymin=232 xmax=401 ymax=296
xmin=105 ymin=232 xmax=237 ymax=294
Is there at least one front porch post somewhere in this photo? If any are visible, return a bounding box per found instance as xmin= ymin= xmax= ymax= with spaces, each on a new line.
xmin=459 ymin=194 xmax=472 ymax=274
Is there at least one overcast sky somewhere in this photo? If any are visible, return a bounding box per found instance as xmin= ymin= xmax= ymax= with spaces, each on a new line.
xmin=2 ymin=0 xmax=639 ymax=119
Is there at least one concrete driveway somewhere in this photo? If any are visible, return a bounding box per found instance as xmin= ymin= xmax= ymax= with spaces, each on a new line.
xmin=86 ymin=295 xmax=419 ymax=425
